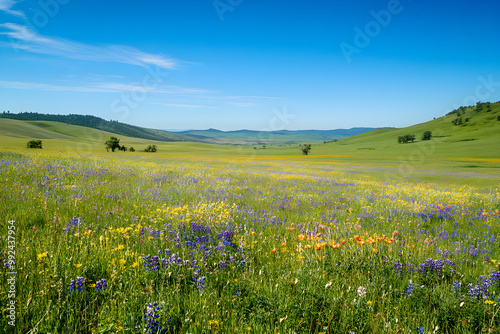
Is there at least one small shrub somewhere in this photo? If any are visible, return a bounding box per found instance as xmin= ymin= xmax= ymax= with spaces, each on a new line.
xmin=129 ymin=147 xmax=135 ymax=152
xmin=144 ymin=145 xmax=157 ymax=152
xmin=27 ymin=139 xmax=42 ymax=149
xmin=421 ymin=131 xmax=432 ymax=141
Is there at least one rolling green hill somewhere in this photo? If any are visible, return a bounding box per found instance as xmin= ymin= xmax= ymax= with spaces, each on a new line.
xmin=275 ymin=100 xmax=500 ymax=169
xmin=0 ymin=112 xmax=197 ymax=142
xmin=0 ymin=118 xmax=71 ymax=139
xmin=0 ymin=118 xmax=185 ymax=152
xmin=336 ymin=101 xmax=500 ymax=147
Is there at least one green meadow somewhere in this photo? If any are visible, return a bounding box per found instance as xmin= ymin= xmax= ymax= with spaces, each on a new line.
xmin=1 ymin=102 xmax=500 ymax=333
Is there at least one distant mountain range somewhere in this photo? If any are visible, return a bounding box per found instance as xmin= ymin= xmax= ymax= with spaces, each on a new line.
xmin=175 ymin=128 xmax=388 ymax=144
xmin=0 ymin=112 xmax=387 ymax=144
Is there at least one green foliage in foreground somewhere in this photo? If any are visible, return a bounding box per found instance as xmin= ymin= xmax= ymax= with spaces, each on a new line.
xmin=0 ymin=152 xmax=499 ymax=333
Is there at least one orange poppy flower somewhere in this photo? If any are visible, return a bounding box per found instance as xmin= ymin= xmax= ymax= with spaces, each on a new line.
xmin=271 ymin=248 xmax=277 ymax=253
xmin=298 ymin=234 xmax=305 ymax=241
xmin=330 ymin=243 xmax=341 ymax=249
xmin=314 ymin=243 xmax=322 ymax=250
xmin=340 ymin=238 xmax=346 ymax=244
xmin=372 ymin=248 xmax=378 ymax=253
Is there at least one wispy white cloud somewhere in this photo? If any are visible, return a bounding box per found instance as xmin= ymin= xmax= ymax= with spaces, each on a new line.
xmin=230 ymin=102 xmax=258 ymax=107
xmin=0 ymin=80 xmax=103 ymax=92
xmin=0 ymin=0 xmax=24 ymax=18
xmin=0 ymin=23 xmax=177 ymax=69
xmin=150 ymin=102 xmax=215 ymax=108
xmin=196 ymin=94 xmax=286 ymax=102
xmin=225 ymin=95 xmax=285 ymax=100
xmin=0 ymin=80 xmax=213 ymax=95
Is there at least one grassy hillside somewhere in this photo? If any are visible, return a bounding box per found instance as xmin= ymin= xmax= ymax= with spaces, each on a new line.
xmin=324 ymin=101 xmax=500 ymax=157
xmin=0 ymin=112 xmax=198 ymax=142
xmin=0 ymin=119 xmax=180 ymax=152
xmin=0 ymin=118 xmax=71 ymax=139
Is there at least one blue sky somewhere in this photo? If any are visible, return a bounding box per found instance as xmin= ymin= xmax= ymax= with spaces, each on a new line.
xmin=0 ymin=0 xmax=499 ymax=131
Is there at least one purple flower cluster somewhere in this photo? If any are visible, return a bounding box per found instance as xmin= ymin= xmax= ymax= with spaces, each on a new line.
xmin=142 ymin=255 xmax=161 ymax=271
xmin=393 ymin=262 xmax=402 ymax=276
xmin=406 ymin=280 xmax=417 ymax=297
xmin=140 ymin=220 xmax=247 ymax=293
xmin=467 ymin=270 xmax=500 ymax=300
xmin=417 ymin=258 xmax=455 ymax=276
xmin=68 ymin=277 xmax=83 ymax=294
xmin=137 ymin=302 xmax=171 ymax=334
xmin=63 ymin=218 xmax=82 ymax=233
xmin=95 ymin=279 xmax=106 ymax=291
xmin=192 ymin=268 xmax=205 ymax=292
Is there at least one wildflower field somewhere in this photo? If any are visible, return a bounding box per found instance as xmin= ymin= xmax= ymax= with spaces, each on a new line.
xmin=1 ymin=150 xmax=500 ymax=333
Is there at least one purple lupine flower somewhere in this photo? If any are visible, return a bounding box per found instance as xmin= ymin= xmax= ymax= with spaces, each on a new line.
xmin=96 ymin=279 xmax=106 ymax=291
xmin=68 ymin=279 xmax=76 ymax=294
xmin=393 ymin=262 xmax=402 ymax=276
xmin=76 ymin=277 xmax=84 ymax=292
xmin=406 ymin=280 xmax=417 ymax=296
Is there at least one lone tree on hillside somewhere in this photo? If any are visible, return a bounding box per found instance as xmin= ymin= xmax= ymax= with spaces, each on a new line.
xmin=105 ymin=137 xmax=121 ymax=152
xmin=422 ymin=131 xmax=432 ymax=141
xmin=301 ymin=144 xmax=312 ymax=155
xmin=27 ymin=139 xmax=42 ymax=149
xmin=398 ymin=134 xmax=416 ymax=144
